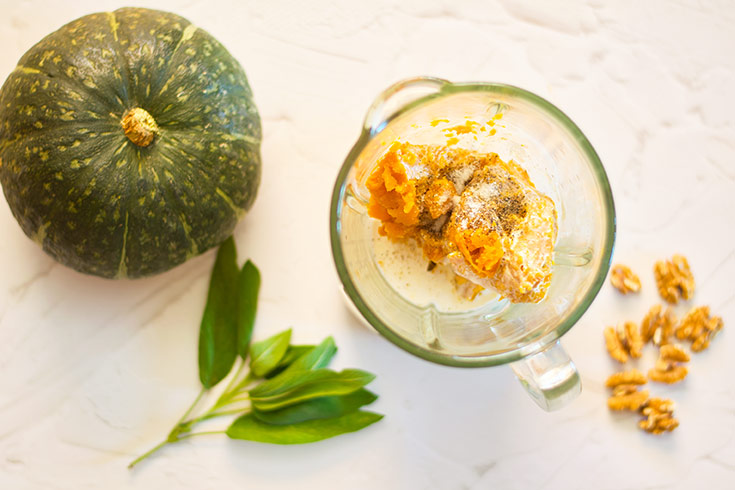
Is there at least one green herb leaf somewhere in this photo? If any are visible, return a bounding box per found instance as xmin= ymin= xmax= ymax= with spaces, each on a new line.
xmin=280 ymin=345 xmax=316 ymax=367
xmin=264 ymin=345 xmax=315 ymax=379
xmin=237 ymin=260 xmax=260 ymax=358
xmin=250 ymin=368 xmax=376 ymax=412
xmin=198 ymin=237 xmax=239 ymax=389
xmin=253 ymin=337 xmax=337 ymax=388
xmin=250 ymin=354 xmax=350 ymax=404
xmin=281 ymin=336 xmax=337 ymax=374
xmin=226 ymin=410 xmax=383 ymax=444
xmin=253 ymin=389 xmax=378 ymax=425
xmin=249 ymin=329 xmax=292 ymax=377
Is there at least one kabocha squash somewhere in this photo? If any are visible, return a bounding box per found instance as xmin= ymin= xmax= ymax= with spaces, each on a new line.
xmin=0 ymin=8 xmax=261 ymax=278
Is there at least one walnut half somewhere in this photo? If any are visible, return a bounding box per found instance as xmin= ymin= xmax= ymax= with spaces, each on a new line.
xmin=654 ymin=254 xmax=695 ymax=304
xmin=648 ymin=343 xmax=690 ymax=384
xmin=640 ymin=304 xmax=677 ymax=346
xmin=660 ymin=343 xmax=691 ymax=363
xmin=675 ymin=305 xmax=724 ymax=352
xmin=604 ymin=322 xmax=643 ymax=363
xmin=605 ymin=369 xmax=647 ymax=387
xmin=606 ymin=369 xmax=649 ymax=411
xmin=608 ymin=384 xmax=650 ymax=411
xmin=610 ymin=264 xmax=641 ymax=294
xmin=639 ymin=398 xmax=679 ymax=434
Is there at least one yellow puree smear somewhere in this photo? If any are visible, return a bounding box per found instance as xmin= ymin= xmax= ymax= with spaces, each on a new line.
xmin=366 ymin=141 xmax=557 ymax=304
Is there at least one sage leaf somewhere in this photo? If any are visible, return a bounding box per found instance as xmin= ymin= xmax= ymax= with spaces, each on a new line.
xmin=252 ymin=366 xmax=355 ymax=399
xmin=227 ymin=410 xmax=383 ymax=445
xmin=253 ymin=337 xmax=337 ymax=391
xmin=250 ymin=329 xmax=292 ymax=377
xmin=279 ymin=345 xmax=316 ymax=368
xmin=264 ymin=345 xmax=315 ymax=379
xmin=237 ymin=260 xmax=260 ymax=358
xmin=253 ymin=389 xmax=378 ymax=425
xmin=198 ymin=237 xmax=239 ymax=389
xmin=281 ymin=336 xmax=337 ymax=374
xmin=250 ymin=368 xmax=375 ymax=412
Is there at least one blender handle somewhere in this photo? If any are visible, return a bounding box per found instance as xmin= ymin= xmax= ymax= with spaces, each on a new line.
xmin=363 ymin=76 xmax=450 ymax=135
xmin=510 ymin=340 xmax=582 ymax=411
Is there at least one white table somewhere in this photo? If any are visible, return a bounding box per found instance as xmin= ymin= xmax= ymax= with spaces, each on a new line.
xmin=1 ymin=1 xmax=733 ymax=488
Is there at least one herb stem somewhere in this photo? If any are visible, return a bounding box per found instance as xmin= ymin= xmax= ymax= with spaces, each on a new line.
xmin=176 ymin=387 xmax=206 ymax=428
xmin=128 ymin=429 xmax=227 ymax=469
xmin=128 ymin=439 xmax=169 ymax=470
xmin=166 ymin=386 xmax=207 ymax=440
xmin=200 ymin=408 xmax=249 ymax=420
xmin=214 ymin=393 xmax=250 ymax=409
xmin=215 ymin=372 xmax=254 ymax=408
xmin=223 ymin=396 xmax=250 ymax=405
xmin=232 ymin=373 xmax=255 ymax=393
xmin=177 ymin=430 xmax=227 ymax=440
xmin=219 ymin=360 xmax=247 ymax=398
xmin=131 ymin=388 xmax=207 ymax=470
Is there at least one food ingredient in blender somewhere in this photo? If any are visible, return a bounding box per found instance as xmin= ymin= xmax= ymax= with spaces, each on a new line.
xmin=366 ymin=142 xmax=557 ymax=303
xmin=610 ymin=264 xmax=641 ymax=294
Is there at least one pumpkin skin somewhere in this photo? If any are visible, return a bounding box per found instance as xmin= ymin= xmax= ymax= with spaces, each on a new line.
xmin=0 ymin=8 xmax=261 ymax=278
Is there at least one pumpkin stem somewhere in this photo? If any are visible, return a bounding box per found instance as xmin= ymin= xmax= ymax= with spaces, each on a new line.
xmin=121 ymin=108 xmax=159 ymax=147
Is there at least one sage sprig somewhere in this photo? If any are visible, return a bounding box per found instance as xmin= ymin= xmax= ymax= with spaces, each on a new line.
xmin=128 ymin=238 xmax=382 ymax=469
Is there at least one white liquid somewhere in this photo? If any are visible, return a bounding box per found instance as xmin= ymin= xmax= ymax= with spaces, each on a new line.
xmin=372 ymin=230 xmax=503 ymax=313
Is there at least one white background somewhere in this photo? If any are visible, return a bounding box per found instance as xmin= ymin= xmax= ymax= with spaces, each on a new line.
xmin=0 ymin=1 xmax=733 ymax=488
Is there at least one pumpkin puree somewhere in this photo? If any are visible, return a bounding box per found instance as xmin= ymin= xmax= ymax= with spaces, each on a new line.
xmin=366 ymin=141 xmax=556 ymax=303
xmin=365 ymin=146 xmax=420 ymax=238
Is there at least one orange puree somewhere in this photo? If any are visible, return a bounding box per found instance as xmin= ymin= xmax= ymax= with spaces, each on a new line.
xmin=452 ymin=227 xmax=503 ymax=276
xmin=365 ymin=142 xmax=557 ymax=303
xmin=366 ymin=143 xmax=419 ymax=238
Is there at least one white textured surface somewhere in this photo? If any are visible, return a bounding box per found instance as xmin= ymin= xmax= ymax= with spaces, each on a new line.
xmin=1 ymin=1 xmax=734 ymax=488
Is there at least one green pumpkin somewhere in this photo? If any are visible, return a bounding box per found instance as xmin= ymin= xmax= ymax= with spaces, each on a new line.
xmin=0 ymin=7 xmax=261 ymax=278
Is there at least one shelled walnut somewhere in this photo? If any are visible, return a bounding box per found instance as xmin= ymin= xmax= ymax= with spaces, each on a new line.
xmin=654 ymin=255 xmax=695 ymax=304
xmin=608 ymin=385 xmax=650 ymax=411
xmin=675 ymin=305 xmax=724 ymax=352
xmin=659 ymin=344 xmax=691 ymax=363
xmin=605 ymin=369 xmax=647 ymax=388
xmin=639 ymin=398 xmax=679 ymax=434
xmin=648 ymin=343 xmax=690 ymax=383
xmin=606 ymin=369 xmax=648 ymax=411
xmin=640 ymin=304 xmax=677 ymax=346
xmin=610 ymin=264 xmax=641 ymax=294
xmin=604 ymin=321 xmax=643 ymax=363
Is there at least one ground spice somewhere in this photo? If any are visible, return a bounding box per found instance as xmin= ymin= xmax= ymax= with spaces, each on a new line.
xmin=366 ymin=141 xmax=556 ymax=303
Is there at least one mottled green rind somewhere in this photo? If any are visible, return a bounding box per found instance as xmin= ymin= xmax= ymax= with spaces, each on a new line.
xmin=0 ymin=8 xmax=261 ymax=278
